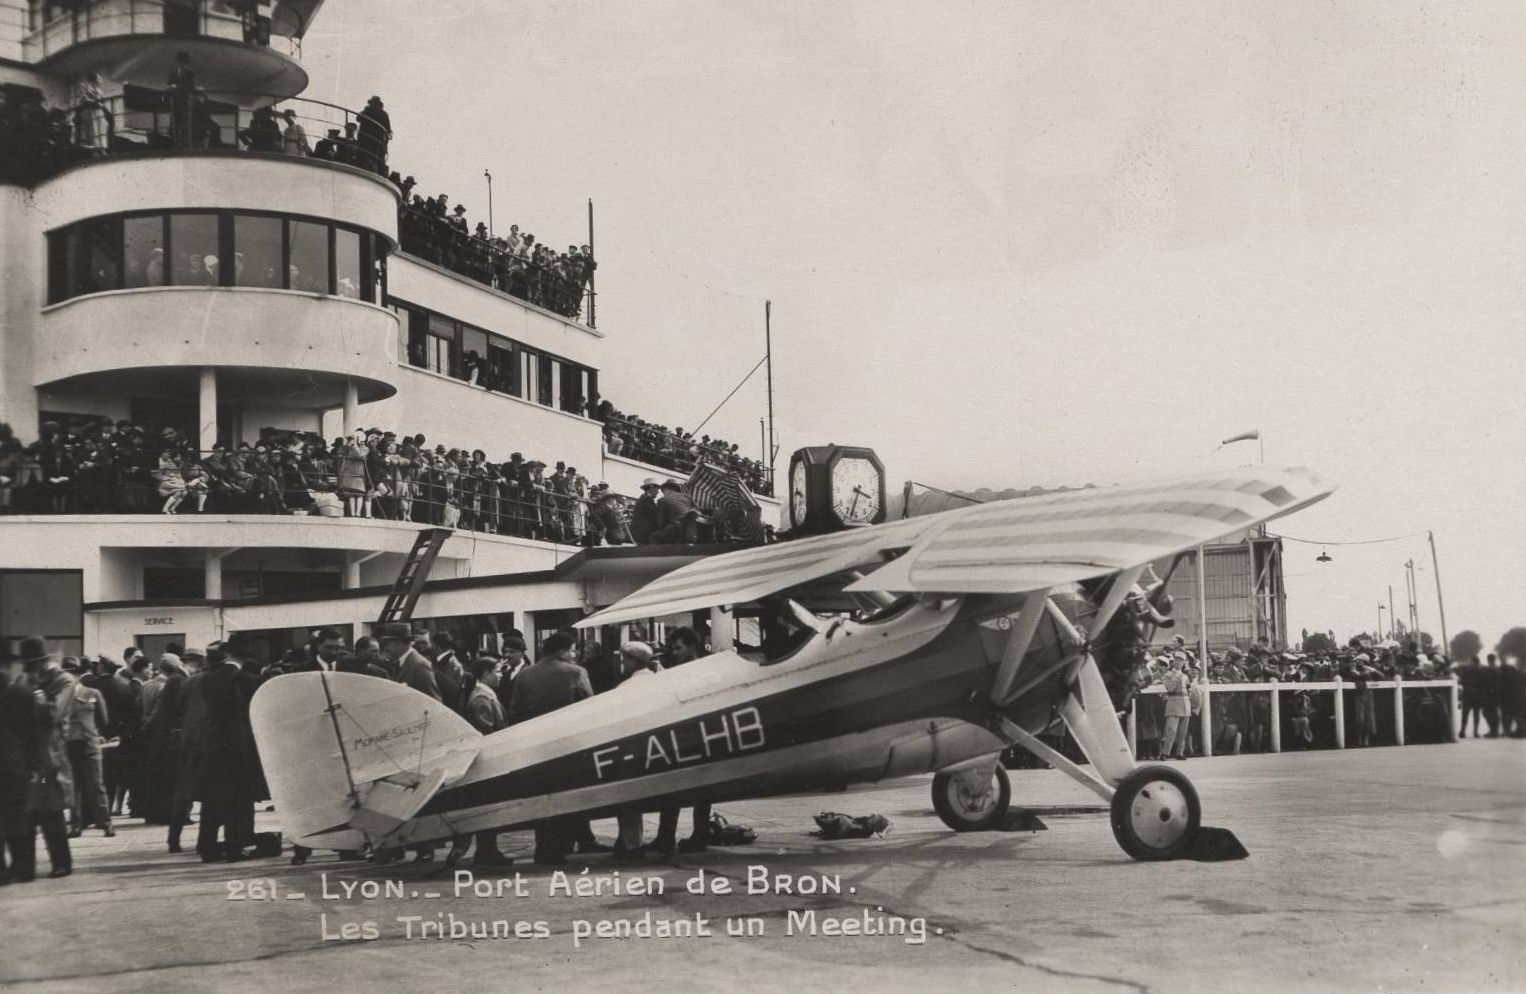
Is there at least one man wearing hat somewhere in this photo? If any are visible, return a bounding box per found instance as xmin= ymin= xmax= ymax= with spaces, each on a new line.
xmin=507 ymin=632 xmax=592 ymax=864
xmin=492 ymin=635 xmax=530 ymax=715
xmin=651 ymin=479 xmax=704 ymax=544
xmin=179 ymin=640 xmax=263 ymax=862
xmin=630 ymin=479 xmax=661 ymax=544
xmin=1341 ymin=652 xmax=1380 ymax=748
xmin=586 ymin=486 xmax=631 ymax=546
xmin=16 ymin=637 xmax=74 ymax=878
xmin=1160 ymin=653 xmax=1192 ymax=761
xmin=378 ymin=624 xmax=439 ymax=701
xmin=61 ymin=656 xmax=113 ymax=839
xmin=611 ymin=642 xmax=659 ymax=860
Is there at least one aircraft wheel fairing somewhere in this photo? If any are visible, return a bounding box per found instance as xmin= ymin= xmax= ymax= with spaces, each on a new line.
xmin=1110 ymin=765 xmax=1201 ymax=860
xmin=932 ymin=765 xmax=1011 ymax=831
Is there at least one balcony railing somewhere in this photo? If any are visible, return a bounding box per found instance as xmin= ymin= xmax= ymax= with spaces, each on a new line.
xmin=398 ymin=205 xmax=595 ymax=325
xmin=24 ymin=0 xmax=302 ymax=63
xmin=0 ymin=450 xmax=769 ymax=545
xmin=68 ymin=84 xmax=387 ymax=171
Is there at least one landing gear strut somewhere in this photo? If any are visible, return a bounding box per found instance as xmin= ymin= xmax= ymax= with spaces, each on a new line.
xmin=932 ymin=764 xmax=1011 ymax=831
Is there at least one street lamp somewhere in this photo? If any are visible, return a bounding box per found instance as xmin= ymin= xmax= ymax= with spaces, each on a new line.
xmin=483 ymin=169 xmax=494 ymax=238
xmin=1316 ymin=548 xmax=1332 ymax=563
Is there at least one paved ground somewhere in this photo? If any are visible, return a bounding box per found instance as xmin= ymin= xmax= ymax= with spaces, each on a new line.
xmin=3 ymin=739 xmax=1523 ymax=994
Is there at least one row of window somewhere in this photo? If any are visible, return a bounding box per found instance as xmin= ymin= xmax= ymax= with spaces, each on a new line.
xmin=46 ymin=209 xmax=384 ymax=306
xmin=392 ymin=298 xmax=598 ymax=417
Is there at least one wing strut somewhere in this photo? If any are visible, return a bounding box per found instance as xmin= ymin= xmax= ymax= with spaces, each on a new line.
xmin=1087 ymin=565 xmax=1146 ymax=641
xmin=317 ymin=668 xmax=361 ymax=812
xmin=990 ymin=589 xmax=1050 ymax=705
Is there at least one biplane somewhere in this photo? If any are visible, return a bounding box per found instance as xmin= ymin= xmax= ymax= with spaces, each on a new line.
xmin=251 ymin=466 xmax=1332 ymax=862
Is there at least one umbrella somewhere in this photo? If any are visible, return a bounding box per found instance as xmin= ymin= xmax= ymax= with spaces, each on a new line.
xmin=686 ymin=461 xmax=759 ymax=515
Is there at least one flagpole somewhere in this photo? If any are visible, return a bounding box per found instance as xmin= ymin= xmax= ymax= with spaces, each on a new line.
xmin=764 ymin=300 xmax=776 ymax=490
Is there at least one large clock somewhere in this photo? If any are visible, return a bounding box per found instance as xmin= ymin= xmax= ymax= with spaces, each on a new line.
xmin=787 ymin=445 xmax=886 ymax=534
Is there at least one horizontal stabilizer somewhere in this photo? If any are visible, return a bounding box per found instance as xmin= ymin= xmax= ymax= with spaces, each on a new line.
xmin=250 ymin=673 xmax=481 ymax=850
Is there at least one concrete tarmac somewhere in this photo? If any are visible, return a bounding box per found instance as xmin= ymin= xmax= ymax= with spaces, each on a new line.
xmin=2 ymin=739 xmax=1523 ymax=994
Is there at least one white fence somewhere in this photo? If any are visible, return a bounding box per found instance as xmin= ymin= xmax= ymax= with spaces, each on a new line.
xmin=1131 ymin=677 xmax=1459 ymax=756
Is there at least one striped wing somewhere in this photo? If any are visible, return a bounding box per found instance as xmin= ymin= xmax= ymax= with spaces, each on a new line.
xmin=574 ymin=514 xmax=942 ymax=627
xmin=845 ymin=466 xmax=1333 ymax=593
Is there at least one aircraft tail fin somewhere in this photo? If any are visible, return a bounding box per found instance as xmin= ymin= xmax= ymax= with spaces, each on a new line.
xmin=250 ymin=672 xmax=481 ymax=851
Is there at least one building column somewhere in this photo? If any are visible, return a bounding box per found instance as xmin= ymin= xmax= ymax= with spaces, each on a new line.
xmin=204 ymin=550 xmax=223 ymax=600
xmin=198 ymin=367 xmax=218 ymax=452
xmin=342 ymin=378 xmax=359 ymax=437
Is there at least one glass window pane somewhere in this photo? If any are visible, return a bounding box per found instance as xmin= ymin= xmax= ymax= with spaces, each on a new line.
xmin=170 ymin=213 xmax=220 ymax=285
xmin=124 ymin=216 xmax=165 ymax=288
xmin=233 ymin=215 xmax=283 ymax=288
xmin=335 ymin=227 xmax=361 ymax=298
xmin=79 ymin=217 xmax=120 ymax=294
xmin=287 ymin=219 xmax=329 ymax=293
xmin=47 ymin=228 xmax=70 ymax=304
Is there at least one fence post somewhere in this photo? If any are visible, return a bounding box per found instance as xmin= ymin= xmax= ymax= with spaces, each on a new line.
xmin=1200 ymin=683 xmax=1213 ymax=758
xmin=1332 ymin=675 xmax=1345 ymax=749
xmin=1392 ymin=674 xmax=1406 ymax=746
xmin=1449 ymin=676 xmax=1460 ymax=743
xmin=1269 ymin=678 xmax=1281 ymax=753
xmin=1127 ymin=697 xmax=1138 ymax=757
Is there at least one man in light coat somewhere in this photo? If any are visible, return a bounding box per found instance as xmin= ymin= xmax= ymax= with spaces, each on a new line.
xmin=1160 ymin=653 xmax=1192 ymax=761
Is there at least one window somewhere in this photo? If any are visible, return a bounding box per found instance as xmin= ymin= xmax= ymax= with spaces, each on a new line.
xmin=78 ymin=216 xmax=121 ymax=295
xmin=488 ymin=340 xmax=518 ymax=396
xmin=234 ymin=214 xmax=283 ymax=288
xmin=427 ymin=312 xmax=456 ymax=376
xmin=169 ymin=213 xmax=220 ymax=285
xmin=335 ymin=226 xmax=361 ymax=299
xmin=460 ymin=325 xmax=488 ymax=383
xmin=123 ymin=216 xmax=166 ymax=288
xmin=287 ymin=219 xmax=329 ymax=293
xmin=537 ymin=353 xmax=555 ymax=407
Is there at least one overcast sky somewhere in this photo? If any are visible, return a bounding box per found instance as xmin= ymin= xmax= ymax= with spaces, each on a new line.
xmin=302 ymin=1 xmax=1525 ymax=649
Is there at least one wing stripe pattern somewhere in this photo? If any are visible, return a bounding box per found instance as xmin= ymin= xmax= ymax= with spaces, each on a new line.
xmin=579 ymin=466 xmax=1333 ymax=625
xmin=847 ymin=467 xmax=1330 ymax=594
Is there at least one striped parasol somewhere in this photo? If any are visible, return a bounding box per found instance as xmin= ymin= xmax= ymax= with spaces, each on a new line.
xmin=686 ymin=460 xmax=760 ymax=516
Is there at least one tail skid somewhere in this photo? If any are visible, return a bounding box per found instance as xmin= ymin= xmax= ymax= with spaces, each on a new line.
xmin=250 ymin=673 xmax=481 ymax=850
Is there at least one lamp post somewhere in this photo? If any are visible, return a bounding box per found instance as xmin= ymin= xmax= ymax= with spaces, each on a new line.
xmin=1378 ymin=604 xmax=1386 ymax=642
xmin=483 ymin=169 xmax=494 ymax=238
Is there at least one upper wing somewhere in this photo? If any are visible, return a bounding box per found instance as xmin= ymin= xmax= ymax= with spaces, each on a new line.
xmin=577 ymin=466 xmax=1332 ymax=626
xmin=574 ymin=513 xmax=942 ymax=628
xmin=844 ymin=465 xmax=1332 ymax=594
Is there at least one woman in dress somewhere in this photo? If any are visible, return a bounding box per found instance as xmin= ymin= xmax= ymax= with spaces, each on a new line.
xmin=337 ymin=430 xmax=370 ymax=517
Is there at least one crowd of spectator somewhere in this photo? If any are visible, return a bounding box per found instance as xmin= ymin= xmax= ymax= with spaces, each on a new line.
xmin=0 ymin=420 xmax=769 ymax=547
xmin=592 ymin=399 xmax=773 ymax=497
xmin=1117 ymin=634 xmax=1516 ymax=760
xmin=0 ymin=621 xmax=728 ymax=881
xmin=393 ymin=177 xmax=595 ymax=321
xmin=1 ymin=56 xmax=394 ymax=185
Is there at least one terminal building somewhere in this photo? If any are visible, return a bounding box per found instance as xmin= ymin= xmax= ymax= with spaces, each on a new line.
xmin=0 ymin=0 xmax=780 ymax=660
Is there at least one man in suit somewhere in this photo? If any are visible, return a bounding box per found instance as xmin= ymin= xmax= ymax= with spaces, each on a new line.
xmin=630 ymin=479 xmax=661 ymax=544
xmin=379 ymin=624 xmax=439 ymax=700
xmin=293 ymin=628 xmax=345 ymax=673
xmin=0 ymin=645 xmax=41 ymax=883
xmin=431 ymin=630 xmax=465 ymax=714
xmin=21 ymin=638 xmax=75 ymax=878
xmin=445 ymin=655 xmax=513 ymax=869
xmin=651 ymin=479 xmax=706 ymax=544
xmin=508 ymin=632 xmax=593 ymax=864
xmin=186 ymin=640 xmax=264 ymax=862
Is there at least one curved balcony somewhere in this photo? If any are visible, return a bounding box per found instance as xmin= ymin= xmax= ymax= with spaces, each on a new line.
xmin=23 ymin=0 xmax=308 ymax=99
xmin=34 ymin=133 xmax=398 ymax=240
xmin=35 ymin=286 xmax=399 ymax=406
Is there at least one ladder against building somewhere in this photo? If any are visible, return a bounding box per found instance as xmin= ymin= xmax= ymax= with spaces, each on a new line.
xmin=376 ymin=528 xmax=453 ymax=624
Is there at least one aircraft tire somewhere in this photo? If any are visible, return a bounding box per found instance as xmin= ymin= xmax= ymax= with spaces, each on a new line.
xmin=1109 ymin=764 xmax=1201 ymax=860
xmin=932 ymin=765 xmax=1011 ymax=831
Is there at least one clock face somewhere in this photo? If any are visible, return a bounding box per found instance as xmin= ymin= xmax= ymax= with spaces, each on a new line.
xmin=830 ymin=456 xmax=881 ymax=524
xmin=790 ymin=458 xmax=808 ymax=527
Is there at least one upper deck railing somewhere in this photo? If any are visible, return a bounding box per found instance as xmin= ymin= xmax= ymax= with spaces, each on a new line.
xmin=22 ymin=0 xmax=301 ymax=63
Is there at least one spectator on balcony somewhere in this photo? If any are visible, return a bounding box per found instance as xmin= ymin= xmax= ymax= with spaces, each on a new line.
xmin=357 ymin=96 xmax=391 ymax=173
xmin=651 ymin=479 xmax=706 ymax=545
xmin=312 ymin=128 xmax=341 ymax=161
xmin=280 ymin=109 xmax=309 ymax=156
xmin=167 ymin=52 xmax=197 ymax=148
xmin=239 ymin=106 xmax=281 ymax=153
xmin=630 ymin=478 xmax=660 ymax=544
xmin=337 ymin=431 xmax=370 ymax=518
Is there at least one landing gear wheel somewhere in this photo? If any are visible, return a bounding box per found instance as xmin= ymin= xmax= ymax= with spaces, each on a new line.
xmin=1109 ymin=764 xmax=1201 ymax=861
xmin=932 ymin=764 xmax=1011 ymax=831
